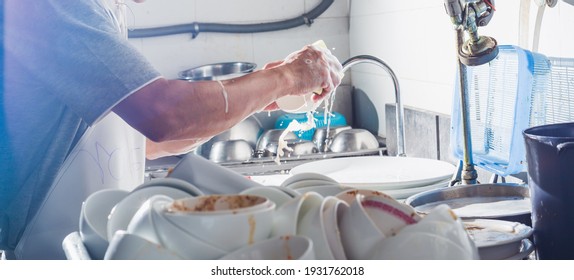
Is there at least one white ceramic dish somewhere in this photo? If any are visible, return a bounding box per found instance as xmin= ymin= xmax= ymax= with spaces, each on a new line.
xmin=149 ymin=196 xmax=228 ymax=259
xmin=398 ymin=204 xmax=479 ymax=259
xmin=163 ymin=195 xmax=276 ymax=252
xmin=367 ymin=231 xmax=477 ymax=260
xmin=126 ymin=195 xmax=168 ymax=245
xmin=104 ymin=230 xmax=183 ymax=260
xmin=281 ymin=172 xmax=338 ymax=188
xmin=322 ymin=197 xmax=348 ymax=260
xmin=361 ymin=194 xmax=420 ymax=237
xmin=290 ymin=156 xmax=455 ymax=189
xmin=220 ymin=235 xmax=315 ymax=260
xmin=298 ymin=196 xmax=340 ymax=259
xmin=134 ymin=177 xmax=204 ymax=196
xmin=284 ymin=179 xmax=341 ymax=190
xmin=464 ymin=219 xmax=533 ymax=260
xmin=271 ymin=192 xmax=323 ymax=237
xmin=240 ymin=186 xmax=293 ymax=208
xmin=276 ymin=93 xmax=321 ymax=113
xmin=295 ymin=184 xmax=353 ymax=197
xmin=504 ymin=239 xmax=535 ymax=260
xmin=107 ymin=186 xmax=193 ymax=241
xmin=79 ymin=189 xmax=129 ymax=260
xmin=361 ymin=178 xmax=450 ymax=199
xmin=339 ymin=193 xmax=385 ymax=260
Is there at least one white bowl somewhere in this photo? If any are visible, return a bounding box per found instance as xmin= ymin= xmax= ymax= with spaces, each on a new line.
xmin=106 ymin=186 xmax=193 ymax=241
xmin=367 ymin=204 xmax=479 ymax=260
xmin=284 ymin=179 xmax=341 ymax=190
xmin=278 ymin=186 xmax=301 ymax=198
xmin=104 ymin=230 xmax=183 ymax=260
xmin=167 ymin=153 xmax=262 ymax=195
xmin=360 ymin=194 xmax=420 ymax=237
xmin=276 ymin=93 xmax=322 ymax=113
xmin=220 ymin=235 xmax=315 ymax=260
xmin=240 ymin=186 xmax=293 ymax=208
xmin=162 ymin=195 xmax=276 ymax=252
xmin=79 ymin=189 xmax=129 ymax=260
xmin=322 ymin=197 xmax=349 ymax=260
xmin=149 ymin=197 xmax=228 ymax=259
xmin=366 ymin=230 xmax=476 ymax=260
xmin=126 ymin=195 xmax=170 ymax=245
xmin=407 ymin=204 xmax=478 ymax=258
xmin=281 ymin=172 xmax=338 ymax=188
xmin=295 ymin=184 xmax=352 ymax=197
xmin=338 ymin=193 xmax=384 ymax=260
xmin=133 ymin=177 xmax=204 ymax=196
xmin=335 ymin=189 xmax=389 ymax=205
xmin=298 ymin=196 xmax=343 ymax=259
xmin=464 ymin=218 xmax=531 ymax=260
xmin=271 ymin=192 xmax=324 ymax=237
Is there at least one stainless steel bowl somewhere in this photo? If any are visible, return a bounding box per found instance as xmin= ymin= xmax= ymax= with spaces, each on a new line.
xmin=255 ymin=129 xmax=298 ymax=154
xmin=199 ymin=116 xmax=263 ymax=158
xmin=328 ymin=128 xmax=379 ymax=153
xmin=312 ymin=125 xmax=351 ymax=152
xmin=178 ymin=62 xmax=256 ymax=81
xmin=264 ymin=140 xmax=318 ymax=157
xmin=208 ymin=140 xmax=253 ymax=163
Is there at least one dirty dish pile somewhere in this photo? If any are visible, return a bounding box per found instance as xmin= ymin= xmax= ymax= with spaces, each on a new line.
xmin=76 ymin=178 xmax=202 ymax=260
xmin=73 ymin=175 xmax=482 ymax=260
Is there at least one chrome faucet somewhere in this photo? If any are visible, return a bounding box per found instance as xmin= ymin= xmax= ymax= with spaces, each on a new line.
xmin=341 ymin=55 xmax=406 ymax=157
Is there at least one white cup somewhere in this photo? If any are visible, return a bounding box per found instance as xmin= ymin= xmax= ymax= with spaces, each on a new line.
xmin=366 ymin=230 xmax=476 ymax=260
xmin=104 ymin=230 xmax=183 ymax=260
xmin=276 ymin=94 xmax=322 ymax=113
xmin=79 ymin=189 xmax=129 ymax=260
xmin=298 ymin=196 xmax=346 ymax=259
xmin=360 ymin=194 xmax=421 ymax=237
xmin=220 ymin=235 xmax=315 ymax=260
xmin=107 ymin=185 xmax=193 ymax=241
xmin=149 ymin=197 xmax=228 ymax=259
xmin=125 ymin=195 xmax=172 ymax=245
xmin=338 ymin=193 xmax=384 ymax=260
xmin=271 ymin=192 xmax=324 ymax=237
xmin=240 ymin=186 xmax=293 ymax=208
xmin=162 ymin=194 xmax=276 ymax=252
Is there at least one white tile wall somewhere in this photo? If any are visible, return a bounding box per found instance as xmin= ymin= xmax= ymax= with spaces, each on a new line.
xmin=126 ymin=0 xmax=350 ymax=79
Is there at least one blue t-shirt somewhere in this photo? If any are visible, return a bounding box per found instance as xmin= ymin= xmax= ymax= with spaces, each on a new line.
xmin=1 ymin=0 xmax=161 ymax=249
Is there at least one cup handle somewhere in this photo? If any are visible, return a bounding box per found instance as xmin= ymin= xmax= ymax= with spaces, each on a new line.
xmin=556 ymin=142 xmax=574 ymax=154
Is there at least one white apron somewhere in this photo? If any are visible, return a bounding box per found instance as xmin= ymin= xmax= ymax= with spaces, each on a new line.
xmin=14 ymin=113 xmax=145 ymax=259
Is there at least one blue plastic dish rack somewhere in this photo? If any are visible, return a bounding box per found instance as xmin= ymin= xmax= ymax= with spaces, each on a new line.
xmin=451 ymin=45 xmax=552 ymax=176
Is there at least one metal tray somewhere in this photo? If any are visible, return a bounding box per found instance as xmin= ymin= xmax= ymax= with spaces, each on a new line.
xmin=404 ymin=183 xmax=532 ymax=226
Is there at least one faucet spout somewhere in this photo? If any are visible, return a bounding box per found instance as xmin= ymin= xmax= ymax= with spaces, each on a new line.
xmin=341 ymin=55 xmax=406 ymax=157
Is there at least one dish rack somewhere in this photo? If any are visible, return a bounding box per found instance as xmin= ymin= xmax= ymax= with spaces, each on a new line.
xmin=451 ymin=46 xmax=574 ymax=177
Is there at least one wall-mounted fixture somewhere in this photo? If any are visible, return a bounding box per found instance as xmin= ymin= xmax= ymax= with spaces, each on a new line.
xmin=128 ymin=0 xmax=334 ymax=38
xmin=444 ymin=0 xmax=498 ymax=185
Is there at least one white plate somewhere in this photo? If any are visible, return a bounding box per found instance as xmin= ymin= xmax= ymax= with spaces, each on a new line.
xmin=359 ymin=178 xmax=451 ymax=199
xmin=504 ymin=239 xmax=535 ymax=260
xmin=281 ymin=172 xmax=338 ymax=188
xmin=285 ymin=179 xmax=340 ymax=190
xmin=290 ymin=156 xmax=456 ymax=190
xmin=464 ymin=219 xmax=533 ymax=260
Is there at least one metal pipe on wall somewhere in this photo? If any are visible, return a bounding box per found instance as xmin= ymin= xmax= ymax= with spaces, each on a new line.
xmin=128 ymin=0 xmax=334 ymax=38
